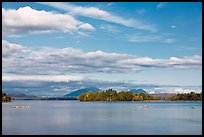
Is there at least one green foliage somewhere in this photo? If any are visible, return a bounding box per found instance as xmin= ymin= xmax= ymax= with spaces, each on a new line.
xmin=169 ymin=92 xmax=202 ymax=101
xmin=118 ymin=91 xmax=126 ymax=101
xmin=78 ymin=89 xmax=202 ymax=102
xmin=2 ymin=96 xmax=7 ymax=102
xmin=95 ymin=91 xmax=106 ymax=101
xmin=139 ymin=92 xmax=148 ymax=100
xmin=78 ymin=89 xmax=153 ymax=102
xmin=126 ymin=91 xmax=133 ymax=101
xmin=78 ymin=93 xmax=85 ymax=101
xmin=2 ymin=92 xmax=11 ymax=102
xmin=132 ymin=94 xmax=143 ymax=101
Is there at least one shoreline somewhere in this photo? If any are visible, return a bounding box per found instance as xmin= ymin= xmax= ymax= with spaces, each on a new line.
xmin=143 ymin=100 xmax=202 ymax=102
xmin=4 ymin=99 xmax=202 ymax=102
xmin=78 ymin=100 xmax=202 ymax=103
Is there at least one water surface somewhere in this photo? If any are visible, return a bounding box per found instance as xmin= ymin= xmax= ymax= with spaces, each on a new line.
xmin=2 ymin=100 xmax=202 ymax=135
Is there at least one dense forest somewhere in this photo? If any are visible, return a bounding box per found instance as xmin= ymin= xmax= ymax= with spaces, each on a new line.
xmin=78 ymin=89 xmax=202 ymax=102
xmin=2 ymin=93 xmax=12 ymax=102
xmin=78 ymin=89 xmax=159 ymax=102
xmin=169 ymin=92 xmax=202 ymax=101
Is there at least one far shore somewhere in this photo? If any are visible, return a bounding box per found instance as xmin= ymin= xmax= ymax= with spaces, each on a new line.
xmin=143 ymin=100 xmax=202 ymax=102
xmin=78 ymin=100 xmax=202 ymax=102
xmin=5 ymin=99 xmax=202 ymax=102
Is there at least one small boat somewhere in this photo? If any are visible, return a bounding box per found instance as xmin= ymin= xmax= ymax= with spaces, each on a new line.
xmin=191 ymin=106 xmax=196 ymax=109
xmin=143 ymin=105 xmax=149 ymax=108
xmin=138 ymin=105 xmax=149 ymax=108
xmin=12 ymin=106 xmax=32 ymax=108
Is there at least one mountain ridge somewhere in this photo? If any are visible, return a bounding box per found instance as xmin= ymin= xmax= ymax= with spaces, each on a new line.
xmin=64 ymin=87 xmax=100 ymax=97
xmin=128 ymin=89 xmax=148 ymax=94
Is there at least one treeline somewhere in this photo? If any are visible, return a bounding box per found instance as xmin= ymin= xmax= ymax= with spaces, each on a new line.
xmin=169 ymin=92 xmax=202 ymax=101
xmin=78 ymin=89 xmax=202 ymax=102
xmin=78 ymin=89 xmax=158 ymax=102
xmin=2 ymin=93 xmax=11 ymax=102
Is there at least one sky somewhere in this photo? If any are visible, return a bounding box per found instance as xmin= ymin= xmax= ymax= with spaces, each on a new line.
xmin=2 ymin=2 xmax=202 ymax=96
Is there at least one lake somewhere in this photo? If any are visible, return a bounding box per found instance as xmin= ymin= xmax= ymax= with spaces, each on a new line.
xmin=2 ymin=100 xmax=202 ymax=135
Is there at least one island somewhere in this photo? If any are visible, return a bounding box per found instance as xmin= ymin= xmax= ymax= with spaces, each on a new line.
xmin=78 ymin=89 xmax=202 ymax=102
xmin=2 ymin=92 xmax=11 ymax=102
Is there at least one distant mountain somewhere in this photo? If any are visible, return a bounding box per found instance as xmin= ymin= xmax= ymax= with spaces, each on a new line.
xmin=129 ymin=89 xmax=148 ymax=94
xmin=8 ymin=93 xmax=37 ymax=98
xmin=64 ymin=87 xmax=100 ymax=97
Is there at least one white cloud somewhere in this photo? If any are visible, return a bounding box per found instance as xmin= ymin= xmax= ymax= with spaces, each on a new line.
xmin=151 ymin=86 xmax=202 ymax=94
xmin=128 ymin=33 xmax=175 ymax=43
xmin=2 ymin=75 xmax=84 ymax=82
xmin=174 ymin=88 xmax=194 ymax=93
xmin=6 ymin=34 xmax=24 ymax=38
xmin=2 ymin=40 xmax=202 ymax=75
xmin=168 ymin=56 xmax=202 ymax=68
xmin=176 ymin=46 xmax=197 ymax=51
xmin=2 ymin=6 xmax=95 ymax=35
xmin=107 ymin=3 xmax=114 ymax=7
xmin=78 ymin=23 xmax=95 ymax=31
xmin=2 ymin=40 xmax=29 ymax=57
xmin=120 ymin=55 xmax=202 ymax=69
xmin=38 ymin=2 xmax=157 ymax=32
xmin=99 ymin=24 xmax=120 ymax=33
xmin=128 ymin=34 xmax=160 ymax=43
xmin=76 ymin=31 xmax=90 ymax=37
xmin=156 ymin=2 xmax=167 ymax=9
xmin=149 ymin=91 xmax=155 ymax=94
xmin=162 ymin=39 xmax=175 ymax=43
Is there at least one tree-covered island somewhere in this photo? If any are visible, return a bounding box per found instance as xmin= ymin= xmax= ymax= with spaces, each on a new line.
xmin=2 ymin=93 xmax=12 ymax=102
xmin=78 ymin=89 xmax=202 ymax=102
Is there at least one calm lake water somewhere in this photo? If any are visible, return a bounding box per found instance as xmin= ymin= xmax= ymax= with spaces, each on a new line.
xmin=2 ymin=100 xmax=202 ymax=135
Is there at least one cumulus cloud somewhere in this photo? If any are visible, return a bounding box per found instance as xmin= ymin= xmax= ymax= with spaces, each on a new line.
xmin=2 ymin=75 xmax=84 ymax=82
xmin=38 ymin=2 xmax=157 ymax=32
xmin=2 ymin=40 xmax=29 ymax=57
xmin=120 ymin=55 xmax=202 ymax=69
xmin=2 ymin=40 xmax=202 ymax=75
xmin=2 ymin=6 xmax=95 ymax=35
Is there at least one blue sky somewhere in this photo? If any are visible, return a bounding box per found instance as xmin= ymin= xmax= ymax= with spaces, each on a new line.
xmin=2 ymin=2 xmax=202 ymax=96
